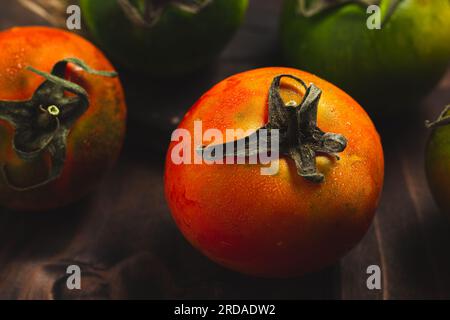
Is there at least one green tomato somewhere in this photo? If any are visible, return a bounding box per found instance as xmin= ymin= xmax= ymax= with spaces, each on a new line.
xmin=426 ymin=106 xmax=450 ymax=214
xmin=80 ymin=0 xmax=248 ymax=76
xmin=280 ymin=0 xmax=450 ymax=111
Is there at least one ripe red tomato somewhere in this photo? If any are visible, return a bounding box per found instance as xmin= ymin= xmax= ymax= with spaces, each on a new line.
xmin=165 ymin=67 xmax=384 ymax=277
xmin=0 ymin=27 xmax=126 ymax=211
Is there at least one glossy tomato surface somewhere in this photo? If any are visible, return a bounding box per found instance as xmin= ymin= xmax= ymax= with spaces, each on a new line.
xmin=0 ymin=27 xmax=126 ymax=211
xmin=80 ymin=0 xmax=249 ymax=76
xmin=426 ymin=109 xmax=450 ymax=214
xmin=165 ymin=67 xmax=384 ymax=277
xmin=280 ymin=0 xmax=450 ymax=111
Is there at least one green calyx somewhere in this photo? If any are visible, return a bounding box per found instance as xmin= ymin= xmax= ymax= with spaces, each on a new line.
xmin=426 ymin=105 xmax=450 ymax=129
xmin=117 ymin=0 xmax=212 ymax=27
xmin=200 ymin=75 xmax=348 ymax=183
xmin=297 ymin=0 xmax=402 ymax=26
xmin=0 ymin=58 xmax=117 ymax=191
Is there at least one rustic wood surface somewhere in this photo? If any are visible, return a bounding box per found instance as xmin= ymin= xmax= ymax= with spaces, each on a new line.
xmin=0 ymin=0 xmax=449 ymax=300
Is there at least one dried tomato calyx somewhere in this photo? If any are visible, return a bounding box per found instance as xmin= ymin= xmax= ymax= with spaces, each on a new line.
xmin=0 ymin=58 xmax=117 ymax=191
xmin=117 ymin=0 xmax=212 ymax=27
xmin=297 ymin=0 xmax=401 ymax=25
xmin=200 ymin=75 xmax=348 ymax=183
xmin=425 ymin=105 xmax=450 ymax=129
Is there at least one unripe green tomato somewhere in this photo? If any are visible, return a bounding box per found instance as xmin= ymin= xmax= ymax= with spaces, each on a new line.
xmin=426 ymin=107 xmax=450 ymax=214
xmin=280 ymin=0 xmax=450 ymax=110
xmin=80 ymin=0 xmax=248 ymax=76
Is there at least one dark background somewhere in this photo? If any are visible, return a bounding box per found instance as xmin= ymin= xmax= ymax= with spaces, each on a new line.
xmin=0 ymin=0 xmax=449 ymax=299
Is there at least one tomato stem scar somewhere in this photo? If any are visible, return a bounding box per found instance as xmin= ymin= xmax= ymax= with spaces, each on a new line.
xmin=47 ymin=105 xmax=60 ymax=116
xmin=285 ymin=100 xmax=297 ymax=107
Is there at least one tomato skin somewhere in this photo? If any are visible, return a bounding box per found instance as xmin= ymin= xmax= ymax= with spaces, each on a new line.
xmin=426 ymin=111 xmax=450 ymax=214
xmin=80 ymin=0 xmax=249 ymax=76
xmin=280 ymin=0 xmax=450 ymax=110
xmin=164 ymin=67 xmax=384 ymax=277
xmin=0 ymin=27 xmax=127 ymax=211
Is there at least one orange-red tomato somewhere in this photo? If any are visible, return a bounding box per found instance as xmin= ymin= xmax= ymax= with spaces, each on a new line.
xmin=0 ymin=27 xmax=126 ymax=211
xmin=165 ymin=67 xmax=384 ymax=277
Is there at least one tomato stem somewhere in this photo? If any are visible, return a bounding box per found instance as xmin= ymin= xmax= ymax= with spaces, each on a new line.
xmin=200 ymin=75 xmax=348 ymax=183
xmin=0 ymin=58 xmax=117 ymax=191
xmin=297 ymin=0 xmax=377 ymax=17
xmin=426 ymin=105 xmax=450 ymax=129
xmin=117 ymin=0 xmax=211 ymax=27
xmin=297 ymin=0 xmax=401 ymax=26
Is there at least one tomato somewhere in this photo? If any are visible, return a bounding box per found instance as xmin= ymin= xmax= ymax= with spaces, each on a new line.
xmin=0 ymin=26 xmax=126 ymax=211
xmin=280 ymin=0 xmax=450 ymax=111
xmin=164 ymin=67 xmax=384 ymax=277
xmin=80 ymin=0 xmax=249 ymax=76
xmin=426 ymin=105 xmax=450 ymax=214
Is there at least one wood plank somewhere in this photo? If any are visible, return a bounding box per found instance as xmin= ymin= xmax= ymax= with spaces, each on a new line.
xmin=340 ymin=70 xmax=450 ymax=299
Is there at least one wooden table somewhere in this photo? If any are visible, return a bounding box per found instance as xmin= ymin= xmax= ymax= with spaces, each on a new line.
xmin=0 ymin=0 xmax=449 ymax=300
